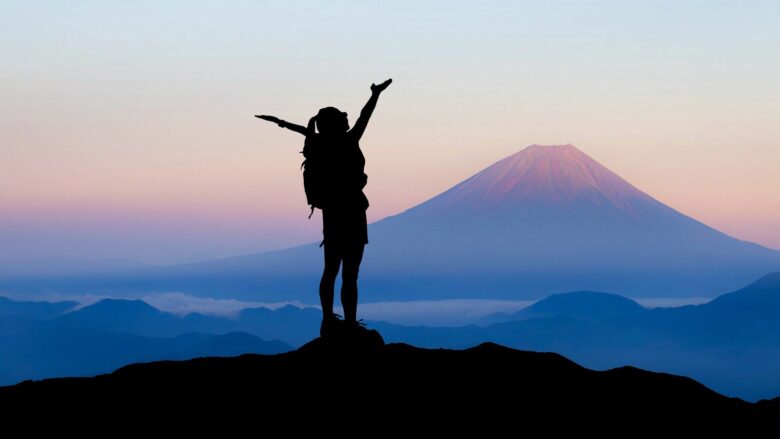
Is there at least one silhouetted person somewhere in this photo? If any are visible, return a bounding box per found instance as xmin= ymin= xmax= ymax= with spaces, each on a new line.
xmin=256 ymin=79 xmax=392 ymax=337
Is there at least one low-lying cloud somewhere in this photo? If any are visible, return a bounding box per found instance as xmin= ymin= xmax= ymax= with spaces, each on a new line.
xmin=6 ymin=291 xmax=713 ymax=326
xmin=139 ymin=292 xmax=312 ymax=318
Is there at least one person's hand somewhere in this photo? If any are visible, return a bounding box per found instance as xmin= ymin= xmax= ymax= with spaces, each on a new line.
xmin=371 ymin=78 xmax=392 ymax=94
xmin=255 ymin=115 xmax=284 ymax=127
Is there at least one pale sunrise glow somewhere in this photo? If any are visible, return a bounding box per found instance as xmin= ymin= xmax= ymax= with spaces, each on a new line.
xmin=2 ymin=1 xmax=779 ymax=263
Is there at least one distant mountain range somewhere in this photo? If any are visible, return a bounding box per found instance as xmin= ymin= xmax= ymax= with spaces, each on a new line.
xmin=0 ymin=299 xmax=294 ymax=386
xmin=2 ymin=340 xmax=777 ymax=436
xmin=3 ymin=144 xmax=777 ymax=301
xmin=52 ymin=298 xmax=321 ymax=344
xmin=376 ymin=272 xmax=780 ymax=401
xmin=2 ymin=273 xmax=780 ymax=401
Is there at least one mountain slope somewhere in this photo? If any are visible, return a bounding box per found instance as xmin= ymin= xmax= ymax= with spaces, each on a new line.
xmin=360 ymin=145 xmax=780 ymax=298
xmin=1 ymin=340 xmax=776 ymax=436
xmin=403 ymin=144 xmax=661 ymax=215
xmin=54 ymin=299 xmax=185 ymax=337
xmin=374 ymin=272 xmax=780 ymax=401
xmin=608 ymin=272 xmax=780 ymax=345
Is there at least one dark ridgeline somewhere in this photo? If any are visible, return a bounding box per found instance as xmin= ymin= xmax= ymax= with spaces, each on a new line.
xmin=256 ymin=79 xmax=392 ymax=336
xmin=1 ymin=274 xmax=779 ymax=401
xmin=1 ymin=336 xmax=777 ymax=437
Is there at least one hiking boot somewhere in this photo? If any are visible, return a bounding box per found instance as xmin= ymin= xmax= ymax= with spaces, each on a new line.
xmin=342 ymin=319 xmax=386 ymax=348
xmin=320 ymin=313 xmax=343 ymax=338
xmin=343 ymin=319 xmax=367 ymax=332
xmin=343 ymin=319 xmax=374 ymax=339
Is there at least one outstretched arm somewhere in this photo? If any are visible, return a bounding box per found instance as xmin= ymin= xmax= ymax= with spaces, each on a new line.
xmin=255 ymin=115 xmax=309 ymax=136
xmin=350 ymin=78 xmax=392 ymax=141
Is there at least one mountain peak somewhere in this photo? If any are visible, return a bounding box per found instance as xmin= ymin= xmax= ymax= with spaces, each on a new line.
xmin=409 ymin=143 xmax=657 ymax=218
xmin=525 ymin=143 xmax=577 ymax=150
xmin=84 ymin=298 xmax=160 ymax=315
xmin=515 ymin=291 xmax=646 ymax=322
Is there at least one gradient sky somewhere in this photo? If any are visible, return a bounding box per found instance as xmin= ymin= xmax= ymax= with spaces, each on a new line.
xmin=2 ymin=1 xmax=779 ymax=264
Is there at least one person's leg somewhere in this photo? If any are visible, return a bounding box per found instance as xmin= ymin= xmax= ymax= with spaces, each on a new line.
xmin=340 ymin=243 xmax=365 ymax=323
xmin=319 ymin=243 xmax=342 ymax=318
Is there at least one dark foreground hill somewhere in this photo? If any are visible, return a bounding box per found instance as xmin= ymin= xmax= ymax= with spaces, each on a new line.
xmin=0 ymin=336 xmax=777 ymax=436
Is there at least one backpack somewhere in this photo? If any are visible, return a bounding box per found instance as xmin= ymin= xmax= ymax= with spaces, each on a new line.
xmin=300 ymin=120 xmax=369 ymax=218
xmin=301 ymin=119 xmax=327 ymax=218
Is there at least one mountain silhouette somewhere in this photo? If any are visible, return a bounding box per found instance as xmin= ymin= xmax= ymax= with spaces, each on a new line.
xmin=53 ymin=298 xmax=181 ymax=336
xmin=607 ymin=272 xmax=780 ymax=346
xmin=361 ymin=144 xmax=780 ymax=298
xmin=152 ymin=144 xmax=780 ymax=300
xmin=486 ymin=290 xmax=646 ymax=324
xmin=399 ymin=143 xmax=666 ymax=214
xmin=2 ymin=275 xmax=780 ymax=399
xmin=374 ymin=272 xmax=780 ymax=400
xmin=0 ymin=311 xmax=291 ymax=385
xmin=706 ymin=271 xmax=780 ymax=315
xmin=1 ymin=338 xmax=777 ymax=436
xmin=1 ymin=144 xmax=777 ymax=300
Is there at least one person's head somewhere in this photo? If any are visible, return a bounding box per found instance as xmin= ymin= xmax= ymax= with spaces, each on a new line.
xmin=316 ymin=107 xmax=349 ymax=134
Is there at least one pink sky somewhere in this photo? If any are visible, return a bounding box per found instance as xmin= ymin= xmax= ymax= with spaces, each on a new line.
xmin=1 ymin=1 xmax=778 ymax=263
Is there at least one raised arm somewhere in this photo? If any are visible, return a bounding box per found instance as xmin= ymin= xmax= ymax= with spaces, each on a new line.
xmin=349 ymin=78 xmax=392 ymax=141
xmin=255 ymin=115 xmax=310 ymax=136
